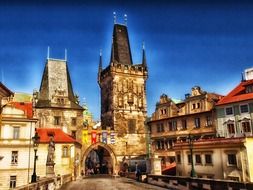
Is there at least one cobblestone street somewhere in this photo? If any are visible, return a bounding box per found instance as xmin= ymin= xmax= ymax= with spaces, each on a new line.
xmin=60 ymin=177 xmax=169 ymax=190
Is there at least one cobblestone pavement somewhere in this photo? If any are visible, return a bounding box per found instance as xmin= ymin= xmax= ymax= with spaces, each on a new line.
xmin=60 ymin=176 xmax=169 ymax=190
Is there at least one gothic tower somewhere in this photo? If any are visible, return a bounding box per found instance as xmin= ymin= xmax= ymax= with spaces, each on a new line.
xmin=98 ymin=20 xmax=148 ymax=163
xmin=34 ymin=56 xmax=83 ymax=141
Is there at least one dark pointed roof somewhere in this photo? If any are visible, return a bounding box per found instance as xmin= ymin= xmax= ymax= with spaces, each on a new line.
xmin=36 ymin=58 xmax=83 ymax=110
xmin=110 ymin=24 xmax=133 ymax=65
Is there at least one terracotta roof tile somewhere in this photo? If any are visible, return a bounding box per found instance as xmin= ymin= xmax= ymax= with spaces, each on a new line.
xmin=12 ymin=102 xmax=33 ymax=119
xmin=36 ymin=128 xmax=77 ymax=144
xmin=216 ymin=79 xmax=253 ymax=105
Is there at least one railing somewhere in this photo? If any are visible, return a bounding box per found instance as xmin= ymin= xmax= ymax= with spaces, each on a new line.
xmin=14 ymin=174 xmax=71 ymax=190
xmin=147 ymin=175 xmax=253 ymax=190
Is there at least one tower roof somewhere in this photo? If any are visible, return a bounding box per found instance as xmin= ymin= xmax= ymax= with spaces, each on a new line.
xmin=110 ymin=24 xmax=133 ymax=65
xmin=36 ymin=58 xmax=83 ymax=110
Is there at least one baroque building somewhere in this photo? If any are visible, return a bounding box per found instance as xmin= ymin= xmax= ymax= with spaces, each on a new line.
xmin=97 ymin=20 xmax=148 ymax=171
xmin=148 ymin=86 xmax=222 ymax=173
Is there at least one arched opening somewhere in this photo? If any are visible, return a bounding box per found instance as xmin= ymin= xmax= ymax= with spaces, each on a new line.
xmin=82 ymin=143 xmax=117 ymax=176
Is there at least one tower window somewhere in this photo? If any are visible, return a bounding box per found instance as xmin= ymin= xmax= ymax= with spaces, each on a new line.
xmin=54 ymin=116 xmax=61 ymax=125
xmin=71 ymin=118 xmax=77 ymax=126
xmin=128 ymin=119 xmax=136 ymax=134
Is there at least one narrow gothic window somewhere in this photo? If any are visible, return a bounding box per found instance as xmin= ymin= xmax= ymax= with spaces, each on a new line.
xmin=128 ymin=119 xmax=136 ymax=134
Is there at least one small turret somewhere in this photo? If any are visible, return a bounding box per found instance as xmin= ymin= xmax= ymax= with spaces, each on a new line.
xmin=98 ymin=50 xmax=102 ymax=85
xmin=142 ymin=42 xmax=147 ymax=67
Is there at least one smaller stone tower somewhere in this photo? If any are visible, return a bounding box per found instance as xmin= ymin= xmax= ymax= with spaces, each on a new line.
xmin=34 ymin=56 xmax=83 ymax=141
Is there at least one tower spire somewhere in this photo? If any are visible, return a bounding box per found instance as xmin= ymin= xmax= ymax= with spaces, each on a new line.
xmin=124 ymin=14 xmax=127 ymax=26
xmin=142 ymin=42 xmax=147 ymax=67
xmin=113 ymin=12 xmax=117 ymax=24
xmin=98 ymin=49 xmax=103 ymax=85
xmin=47 ymin=46 xmax=50 ymax=59
xmin=65 ymin=49 xmax=67 ymax=61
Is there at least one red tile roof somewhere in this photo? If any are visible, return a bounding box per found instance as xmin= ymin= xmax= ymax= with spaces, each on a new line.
xmin=12 ymin=102 xmax=33 ymax=119
xmin=36 ymin=128 xmax=78 ymax=144
xmin=216 ymin=79 xmax=253 ymax=106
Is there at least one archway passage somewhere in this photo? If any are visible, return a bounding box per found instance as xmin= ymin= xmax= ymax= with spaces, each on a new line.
xmin=84 ymin=145 xmax=113 ymax=175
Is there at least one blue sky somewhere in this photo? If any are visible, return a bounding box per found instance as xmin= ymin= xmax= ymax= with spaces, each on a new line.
xmin=1 ymin=1 xmax=253 ymax=120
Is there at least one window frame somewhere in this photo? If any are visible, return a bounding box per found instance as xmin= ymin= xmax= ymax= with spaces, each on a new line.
xmin=62 ymin=146 xmax=69 ymax=158
xmin=240 ymin=104 xmax=249 ymax=114
xmin=11 ymin=151 xmax=18 ymax=165
xmin=194 ymin=117 xmax=201 ymax=128
xmin=54 ymin=116 xmax=61 ymax=125
xmin=227 ymin=123 xmax=235 ymax=134
xmin=13 ymin=127 xmax=20 ymax=139
xmin=9 ymin=175 xmax=16 ymax=189
xmin=225 ymin=107 xmax=233 ymax=116
xmin=195 ymin=154 xmax=202 ymax=165
xmin=205 ymin=154 xmax=213 ymax=165
xmin=242 ymin=121 xmax=251 ymax=133
xmin=227 ymin=154 xmax=237 ymax=166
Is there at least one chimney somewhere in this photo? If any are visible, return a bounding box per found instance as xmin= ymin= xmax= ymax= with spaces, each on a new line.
xmin=244 ymin=68 xmax=253 ymax=80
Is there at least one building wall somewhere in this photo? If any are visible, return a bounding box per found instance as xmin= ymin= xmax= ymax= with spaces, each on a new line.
xmin=35 ymin=108 xmax=83 ymax=141
xmin=175 ymin=139 xmax=253 ymax=182
xmin=149 ymin=87 xmax=221 ymax=169
xmin=216 ymin=100 xmax=253 ymax=138
xmin=0 ymin=105 xmax=36 ymax=189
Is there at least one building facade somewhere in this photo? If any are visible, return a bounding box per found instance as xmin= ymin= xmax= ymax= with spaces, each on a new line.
xmin=148 ymin=87 xmax=222 ymax=172
xmin=174 ymin=137 xmax=253 ymax=182
xmin=97 ymin=21 xmax=148 ymax=173
xmin=0 ymin=101 xmax=37 ymax=189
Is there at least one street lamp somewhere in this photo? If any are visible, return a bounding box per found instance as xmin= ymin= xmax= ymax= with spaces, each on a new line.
xmin=188 ymin=134 xmax=196 ymax=177
xmin=31 ymin=130 xmax=40 ymax=183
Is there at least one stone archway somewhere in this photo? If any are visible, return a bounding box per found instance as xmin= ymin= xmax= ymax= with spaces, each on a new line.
xmin=81 ymin=143 xmax=118 ymax=176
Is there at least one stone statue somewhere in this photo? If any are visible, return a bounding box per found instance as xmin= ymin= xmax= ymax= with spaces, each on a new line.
xmin=46 ymin=136 xmax=55 ymax=165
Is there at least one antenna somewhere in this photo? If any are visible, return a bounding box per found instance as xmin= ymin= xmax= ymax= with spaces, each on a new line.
xmin=47 ymin=46 xmax=50 ymax=59
xmin=113 ymin=12 xmax=117 ymax=24
xmin=65 ymin=49 xmax=67 ymax=61
xmin=124 ymin=14 xmax=127 ymax=26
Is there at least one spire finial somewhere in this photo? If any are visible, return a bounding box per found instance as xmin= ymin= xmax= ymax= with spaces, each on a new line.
xmin=100 ymin=49 xmax=102 ymax=56
xmin=142 ymin=42 xmax=147 ymax=67
xmin=241 ymin=72 xmax=245 ymax=82
xmin=142 ymin=41 xmax=145 ymax=50
xmin=47 ymin=46 xmax=50 ymax=59
xmin=124 ymin=14 xmax=127 ymax=26
xmin=65 ymin=49 xmax=67 ymax=61
xmin=113 ymin=12 xmax=117 ymax=24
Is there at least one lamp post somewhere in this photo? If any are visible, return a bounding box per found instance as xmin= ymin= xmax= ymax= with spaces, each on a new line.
xmin=188 ymin=134 xmax=196 ymax=177
xmin=31 ymin=130 xmax=40 ymax=183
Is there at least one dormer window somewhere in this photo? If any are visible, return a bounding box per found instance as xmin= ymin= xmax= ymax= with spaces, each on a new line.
xmin=246 ymin=85 xmax=253 ymax=93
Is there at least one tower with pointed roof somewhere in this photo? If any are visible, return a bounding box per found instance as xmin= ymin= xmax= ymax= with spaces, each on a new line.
xmin=34 ymin=55 xmax=83 ymax=141
xmin=98 ymin=18 xmax=148 ymax=163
